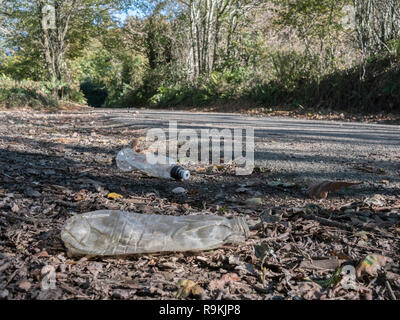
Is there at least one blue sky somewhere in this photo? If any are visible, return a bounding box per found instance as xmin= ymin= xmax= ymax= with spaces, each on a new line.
xmin=113 ymin=8 xmax=144 ymax=23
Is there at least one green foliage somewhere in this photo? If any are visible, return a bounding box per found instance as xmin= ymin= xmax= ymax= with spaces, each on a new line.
xmin=248 ymin=53 xmax=400 ymax=112
xmin=0 ymin=76 xmax=58 ymax=109
xmin=0 ymin=52 xmax=47 ymax=81
xmin=70 ymin=40 xmax=146 ymax=107
xmin=389 ymin=39 xmax=400 ymax=58
xmin=0 ymin=0 xmax=399 ymax=113
xmin=270 ymin=50 xmax=321 ymax=90
xmin=273 ymin=0 xmax=348 ymax=39
xmin=0 ymin=75 xmax=86 ymax=109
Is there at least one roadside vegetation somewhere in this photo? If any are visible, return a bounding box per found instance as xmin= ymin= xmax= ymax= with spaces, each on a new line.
xmin=0 ymin=0 xmax=399 ymax=115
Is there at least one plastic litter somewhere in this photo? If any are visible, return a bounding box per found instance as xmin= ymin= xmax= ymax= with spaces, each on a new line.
xmin=116 ymin=148 xmax=190 ymax=180
xmin=61 ymin=210 xmax=250 ymax=256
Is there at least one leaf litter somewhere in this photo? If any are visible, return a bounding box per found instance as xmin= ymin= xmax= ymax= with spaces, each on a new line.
xmin=0 ymin=110 xmax=399 ymax=300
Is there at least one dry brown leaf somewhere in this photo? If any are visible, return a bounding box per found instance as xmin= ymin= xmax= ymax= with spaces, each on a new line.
xmin=307 ymin=181 xmax=362 ymax=199
xmin=74 ymin=189 xmax=88 ymax=202
xmin=131 ymin=137 xmax=148 ymax=153
xmin=131 ymin=138 xmax=140 ymax=151
xmin=176 ymin=279 xmax=203 ymax=299
xmin=295 ymin=282 xmax=323 ymax=300
xmin=18 ymin=280 xmax=31 ymax=291
xmin=208 ymin=273 xmax=240 ymax=292
xmin=187 ymin=189 xmax=200 ymax=195
xmin=35 ymin=251 xmax=49 ymax=258
xmin=55 ymin=138 xmax=71 ymax=144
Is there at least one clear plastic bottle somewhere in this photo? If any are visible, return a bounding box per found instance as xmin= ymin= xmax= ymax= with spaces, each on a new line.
xmin=116 ymin=148 xmax=190 ymax=180
xmin=61 ymin=210 xmax=250 ymax=256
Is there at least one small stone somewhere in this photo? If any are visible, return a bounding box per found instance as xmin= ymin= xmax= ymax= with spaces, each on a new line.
xmin=245 ymin=198 xmax=262 ymax=207
xmin=26 ymin=187 xmax=41 ymax=198
xmin=249 ymin=190 xmax=262 ymax=197
xmin=236 ymin=187 xmax=249 ymax=193
xmin=172 ymin=187 xmax=186 ymax=194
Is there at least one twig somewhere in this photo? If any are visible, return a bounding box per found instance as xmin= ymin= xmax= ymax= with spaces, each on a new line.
xmin=5 ymin=269 xmax=18 ymax=286
xmin=303 ymin=214 xmax=354 ymax=231
xmin=0 ymin=212 xmax=47 ymax=224
xmin=303 ymin=214 xmax=397 ymax=239
xmin=55 ymin=199 xmax=89 ymax=207
xmin=289 ymin=234 xmax=313 ymax=261
xmin=385 ymin=280 xmax=397 ymax=300
xmin=0 ymin=262 xmax=11 ymax=273
xmin=0 ymin=172 xmax=18 ymax=181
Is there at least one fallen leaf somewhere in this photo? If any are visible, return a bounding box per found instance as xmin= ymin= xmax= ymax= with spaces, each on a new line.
xmin=36 ymin=251 xmax=49 ymax=258
xmin=131 ymin=138 xmax=141 ymax=152
xmin=187 ymin=189 xmax=200 ymax=195
xmin=176 ymin=279 xmax=203 ymax=299
xmin=354 ymin=231 xmax=369 ymax=241
xmin=208 ymin=273 xmax=239 ymax=292
xmin=330 ymin=250 xmax=351 ymax=261
xmin=74 ymin=189 xmax=88 ymax=202
xmin=363 ymin=194 xmax=385 ymax=207
xmin=18 ymin=280 xmax=31 ymax=291
xmin=356 ymin=254 xmax=393 ymax=279
xmin=107 ymin=192 xmax=123 ymax=200
xmin=55 ymin=138 xmax=71 ymax=144
xmin=307 ymin=181 xmax=362 ymax=199
xmin=86 ymin=262 xmax=103 ymax=277
xmin=36 ymin=288 xmax=63 ymax=300
xmin=295 ymin=282 xmax=324 ymax=299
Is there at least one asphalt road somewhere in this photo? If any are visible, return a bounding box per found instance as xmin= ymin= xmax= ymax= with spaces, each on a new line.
xmin=96 ymin=108 xmax=400 ymax=191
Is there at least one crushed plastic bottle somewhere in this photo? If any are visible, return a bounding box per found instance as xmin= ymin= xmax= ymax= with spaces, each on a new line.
xmin=116 ymin=148 xmax=190 ymax=180
xmin=61 ymin=210 xmax=250 ymax=256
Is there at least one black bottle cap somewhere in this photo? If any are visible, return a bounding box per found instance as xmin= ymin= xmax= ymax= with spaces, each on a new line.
xmin=170 ymin=165 xmax=190 ymax=180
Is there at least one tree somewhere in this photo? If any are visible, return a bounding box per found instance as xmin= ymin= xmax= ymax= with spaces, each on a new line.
xmin=179 ymin=0 xmax=261 ymax=80
xmin=353 ymin=0 xmax=400 ymax=56
xmin=1 ymin=0 xmax=131 ymax=85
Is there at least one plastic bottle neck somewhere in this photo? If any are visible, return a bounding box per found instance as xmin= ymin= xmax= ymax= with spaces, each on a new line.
xmin=170 ymin=165 xmax=190 ymax=180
